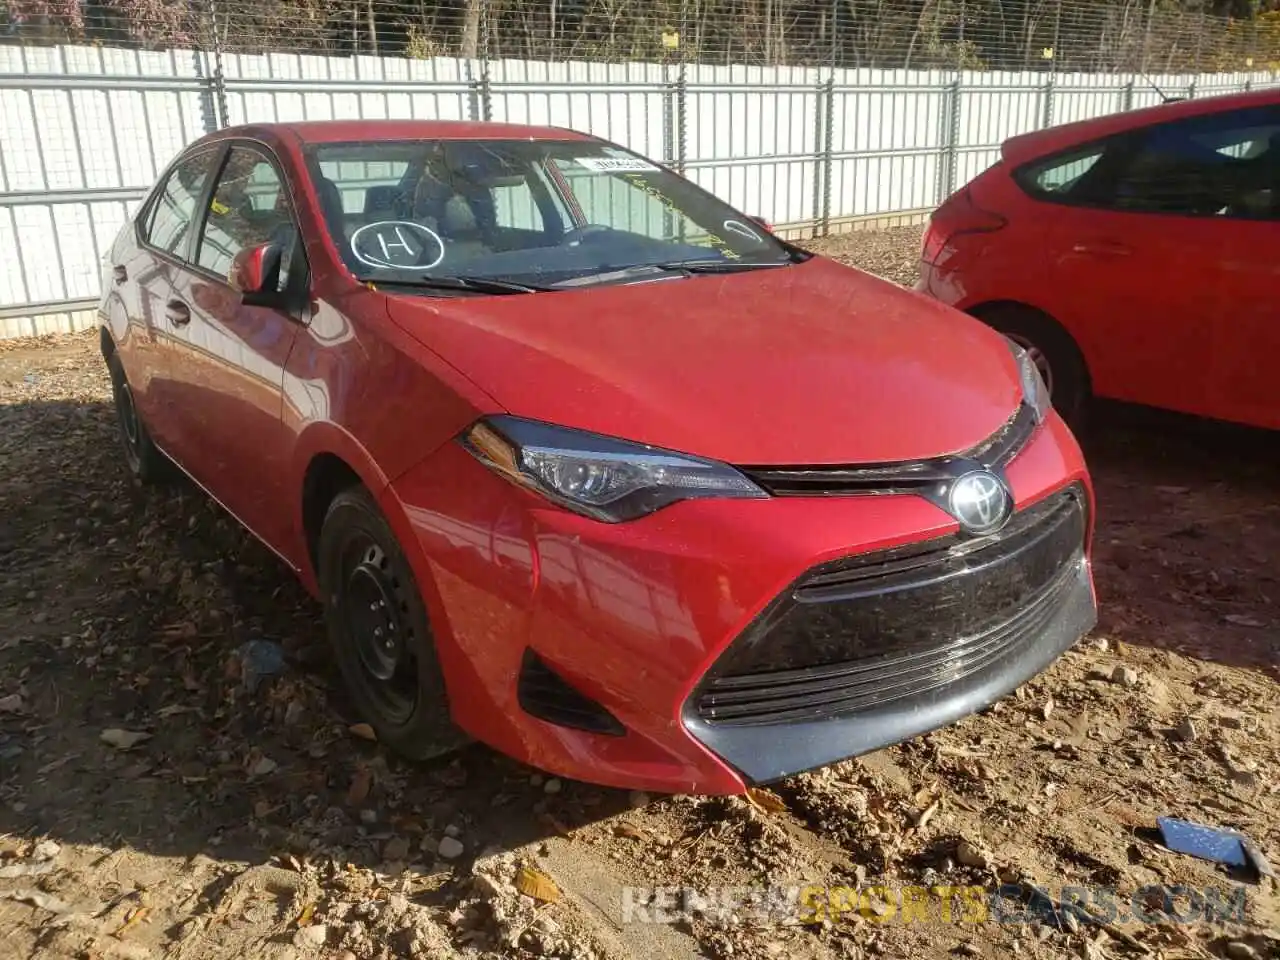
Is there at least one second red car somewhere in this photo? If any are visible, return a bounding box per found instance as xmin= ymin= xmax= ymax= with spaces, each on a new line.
xmin=919 ymin=87 xmax=1279 ymax=430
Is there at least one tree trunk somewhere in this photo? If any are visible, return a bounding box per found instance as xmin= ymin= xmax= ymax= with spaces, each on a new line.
xmin=462 ymin=0 xmax=483 ymax=57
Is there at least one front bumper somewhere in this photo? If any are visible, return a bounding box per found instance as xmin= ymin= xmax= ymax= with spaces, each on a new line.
xmin=387 ymin=413 xmax=1095 ymax=794
xmin=684 ymin=485 xmax=1095 ymax=782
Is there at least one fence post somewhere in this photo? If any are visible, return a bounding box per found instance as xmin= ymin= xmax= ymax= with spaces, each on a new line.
xmin=812 ymin=77 xmax=834 ymax=238
xmin=936 ymin=78 xmax=962 ymax=204
xmin=1122 ymin=78 xmax=1135 ymax=112
xmin=675 ymin=61 xmax=687 ymax=175
xmin=1041 ymin=76 xmax=1055 ymax=129
xmin=206 ymin=0 xmax=229 ymax=129
xmin=661 ymin=61 xmax=674 ymax=167
xmin=479 ymin=60 xmax=493 ymax=121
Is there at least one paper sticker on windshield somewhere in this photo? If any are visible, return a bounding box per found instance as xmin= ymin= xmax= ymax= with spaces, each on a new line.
xmin=351 ymin=221 xmax=444 ymax=270
xmin=574 ymin=157 xmax=659 ymax=173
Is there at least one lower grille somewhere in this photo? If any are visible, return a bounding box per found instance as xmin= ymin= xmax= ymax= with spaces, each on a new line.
xmin=518 ymin=650 xmax=625 ymax=736
xmin=695 ymin=485 xmax=1087 ymax=726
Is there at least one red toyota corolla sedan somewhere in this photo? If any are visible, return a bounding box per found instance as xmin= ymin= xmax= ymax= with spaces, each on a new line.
xmin=98 ymin=120 xmax=1096 ymax=794
xmin=917 ymin=88 xmax=1279 ymax=430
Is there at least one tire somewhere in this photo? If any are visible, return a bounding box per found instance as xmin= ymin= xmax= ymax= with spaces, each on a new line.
xmin=318 ymin=486 xmax=468 ymax=761
xmin=106 ymin=351 xmax=171 ymax=484
xmin=972 ymin=304 xmax=1090 ymax=428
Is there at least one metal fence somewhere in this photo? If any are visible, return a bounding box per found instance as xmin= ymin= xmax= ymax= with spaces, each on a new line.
xmin=1 ymin=0 xmax=1278 ymax=337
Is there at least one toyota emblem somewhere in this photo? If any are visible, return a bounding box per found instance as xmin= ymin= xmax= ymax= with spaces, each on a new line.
xmin=947 ymin=470 xmax=1011 ymax=535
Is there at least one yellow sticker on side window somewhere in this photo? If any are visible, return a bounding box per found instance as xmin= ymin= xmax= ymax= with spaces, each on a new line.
xmin=210 ymin=199 xmax=230 ymax=216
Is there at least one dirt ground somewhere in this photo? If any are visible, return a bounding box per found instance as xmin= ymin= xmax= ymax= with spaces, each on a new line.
xmin=1 ymin=226 xmax=1277 ymax=960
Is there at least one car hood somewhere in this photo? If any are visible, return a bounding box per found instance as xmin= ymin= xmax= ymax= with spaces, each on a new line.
xmin=385 ymin=257 xmax=1023 ymax=465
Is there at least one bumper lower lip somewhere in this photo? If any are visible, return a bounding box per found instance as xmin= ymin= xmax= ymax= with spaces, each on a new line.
xmin=682 ymin=556 xmax=1095 ymax=784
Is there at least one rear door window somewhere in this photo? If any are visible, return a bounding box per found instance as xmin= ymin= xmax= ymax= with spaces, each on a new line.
xmin=143 ymin=148 xmax=221 ymax=257
xmin=1016 ymin=105 xmax=1280 ymax=220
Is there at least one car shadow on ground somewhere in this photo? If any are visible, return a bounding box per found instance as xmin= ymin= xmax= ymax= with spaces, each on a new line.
xmin=0 ymin=397 xmax=633 ymax=887
xmin=0 ymin=393 xmax=1275 ymax=881
xmin=1080 ymin=400 xmax=1280 ymax=680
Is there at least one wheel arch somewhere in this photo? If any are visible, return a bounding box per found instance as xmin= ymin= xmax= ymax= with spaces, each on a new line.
xmin=292 ymin=423 xmax=392 ymax=593
xmin=965 ymin=299 xmax=1093 ymax=393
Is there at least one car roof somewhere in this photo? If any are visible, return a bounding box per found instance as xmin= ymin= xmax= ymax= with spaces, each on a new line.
xmin=206 ymin=119 xmax=598 ymax=146
xmin=1001 ymin=86 xmax=1280 ymax=164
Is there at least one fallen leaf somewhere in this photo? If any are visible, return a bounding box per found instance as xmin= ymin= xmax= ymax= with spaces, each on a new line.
xmin=0 ymin=693 xmax=24 ymax=714
xmin=915 ymin=798 xmax=941 ymax=830
xmin=537 ymin=812 xmax=571 ymax=836
xmin=296 ymin=902 xmax=315 ymax=927
xmin=158 ymin=622 xmax=198 ymax=640
xmin=745 ymin=787 xmax=788 ymax=814
xmin=113 ymin=905 xmax=150 ymax=938
xmin=346 ymin=767 xmax=372 ymax=806
xmin=100 ymin=729 xmax=151 ymax=750
xmin=613 ymin=823 xmax=646 ymax=840
xmin=349 ymin=723 xmax=377 ymax=742
xmin=515 ymin=864 xmax=561 ymax=904
xmin=248 ymin=755 xmax=278 ymax=777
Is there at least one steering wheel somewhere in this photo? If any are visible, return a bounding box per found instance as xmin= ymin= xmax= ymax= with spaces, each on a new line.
xmin=559 ymin=224 xmax=613 ymax=247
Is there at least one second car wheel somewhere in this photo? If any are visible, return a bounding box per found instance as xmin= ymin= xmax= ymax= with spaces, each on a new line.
xmin=972 ymin=304 xmax=1090 ymax=428
xmin=318 ymin=486 xmax=469 ymax=761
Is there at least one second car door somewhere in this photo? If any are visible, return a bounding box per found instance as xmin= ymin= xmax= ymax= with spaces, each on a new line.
xmin=165 ymin=143 xmax=308 ymax=558
xmin=1037 ymin=200 xmax=1225 ymax=418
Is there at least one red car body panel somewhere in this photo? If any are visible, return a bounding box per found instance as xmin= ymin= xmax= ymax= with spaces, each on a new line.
xmin=100 ymin=120 xmax=1097 ymax=793
xmin=918 ymin=88 xmax=1280 ymax=430
xmin=384 ymin=263 xmax=1024 ymax=465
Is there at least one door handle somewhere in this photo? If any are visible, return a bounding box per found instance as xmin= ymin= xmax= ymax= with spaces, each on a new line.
xmin=1071 ymin=239 xmax=1132 ymax=258
xmin=112 ymin=265 xmax=128 ymax=284
xmin=165 ymin=299 xmax=191 ymax=327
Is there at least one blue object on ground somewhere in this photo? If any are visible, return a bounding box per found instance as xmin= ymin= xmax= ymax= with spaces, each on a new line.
xmin=1157 ymin=816 xmax=1249 ymax=867
xmin=237 ymin=640 xmax=286 ymax=692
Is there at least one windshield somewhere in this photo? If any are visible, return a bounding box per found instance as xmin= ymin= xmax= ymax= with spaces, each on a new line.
xmin=305 ymin=139 xmax=796 ymax=291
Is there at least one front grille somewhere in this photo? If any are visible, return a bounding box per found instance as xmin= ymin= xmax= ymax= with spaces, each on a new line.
xmin=695 ymin=485 xmax=1086 ymax=725
xmin=743 ymin=403 xmax=1036 ymax=496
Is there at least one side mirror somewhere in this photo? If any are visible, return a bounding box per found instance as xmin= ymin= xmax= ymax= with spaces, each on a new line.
xmin=229 ymin=242 xmax=283 ymax=306
xmin=747 ymin=215 xmax=774 ymax=233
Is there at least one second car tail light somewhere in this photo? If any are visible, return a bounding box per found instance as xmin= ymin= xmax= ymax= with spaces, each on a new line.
xmin=922 ymin=182 xmax=1009 ymax=266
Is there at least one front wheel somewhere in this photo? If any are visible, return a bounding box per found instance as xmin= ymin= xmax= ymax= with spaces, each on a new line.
xmin=973 ymin=304 xmax=1090 ymax=428
xmin=318 ymin=487 xmax=468 ymax=761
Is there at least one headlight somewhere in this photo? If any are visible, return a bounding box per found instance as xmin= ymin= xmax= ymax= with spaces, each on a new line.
xmin=1006 ymin=338 xmax=1051 ymax=424
xmin=461 ymin=416 xmax=767 ymax=522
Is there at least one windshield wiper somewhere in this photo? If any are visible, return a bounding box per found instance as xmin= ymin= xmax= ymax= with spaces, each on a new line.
xmin=368 ymin=274 xmax=549 ymax=295
xmin=549 ymin=258 xmax=792 ymax=290
xmin=649 ymin=259 xmax=792 ymax=274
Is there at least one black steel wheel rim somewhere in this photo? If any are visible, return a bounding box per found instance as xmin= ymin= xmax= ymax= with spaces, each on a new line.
xmin=115 ymin=376 xmax=141 ymax=452
xmin=338 ymin=537 xmax=418 ymax=724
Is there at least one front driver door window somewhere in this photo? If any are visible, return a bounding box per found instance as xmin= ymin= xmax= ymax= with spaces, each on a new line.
xmin=196 ymin=149 xmax=299 ymax=289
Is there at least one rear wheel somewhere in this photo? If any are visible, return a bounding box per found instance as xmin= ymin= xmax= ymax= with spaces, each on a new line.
xmin=318 ymin=487 xmax=468 ymax=760
xmin=106 ymin=352 xmax=170 ymax=483
xmin=972 ymin=304 xmax=1090 ymax=428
